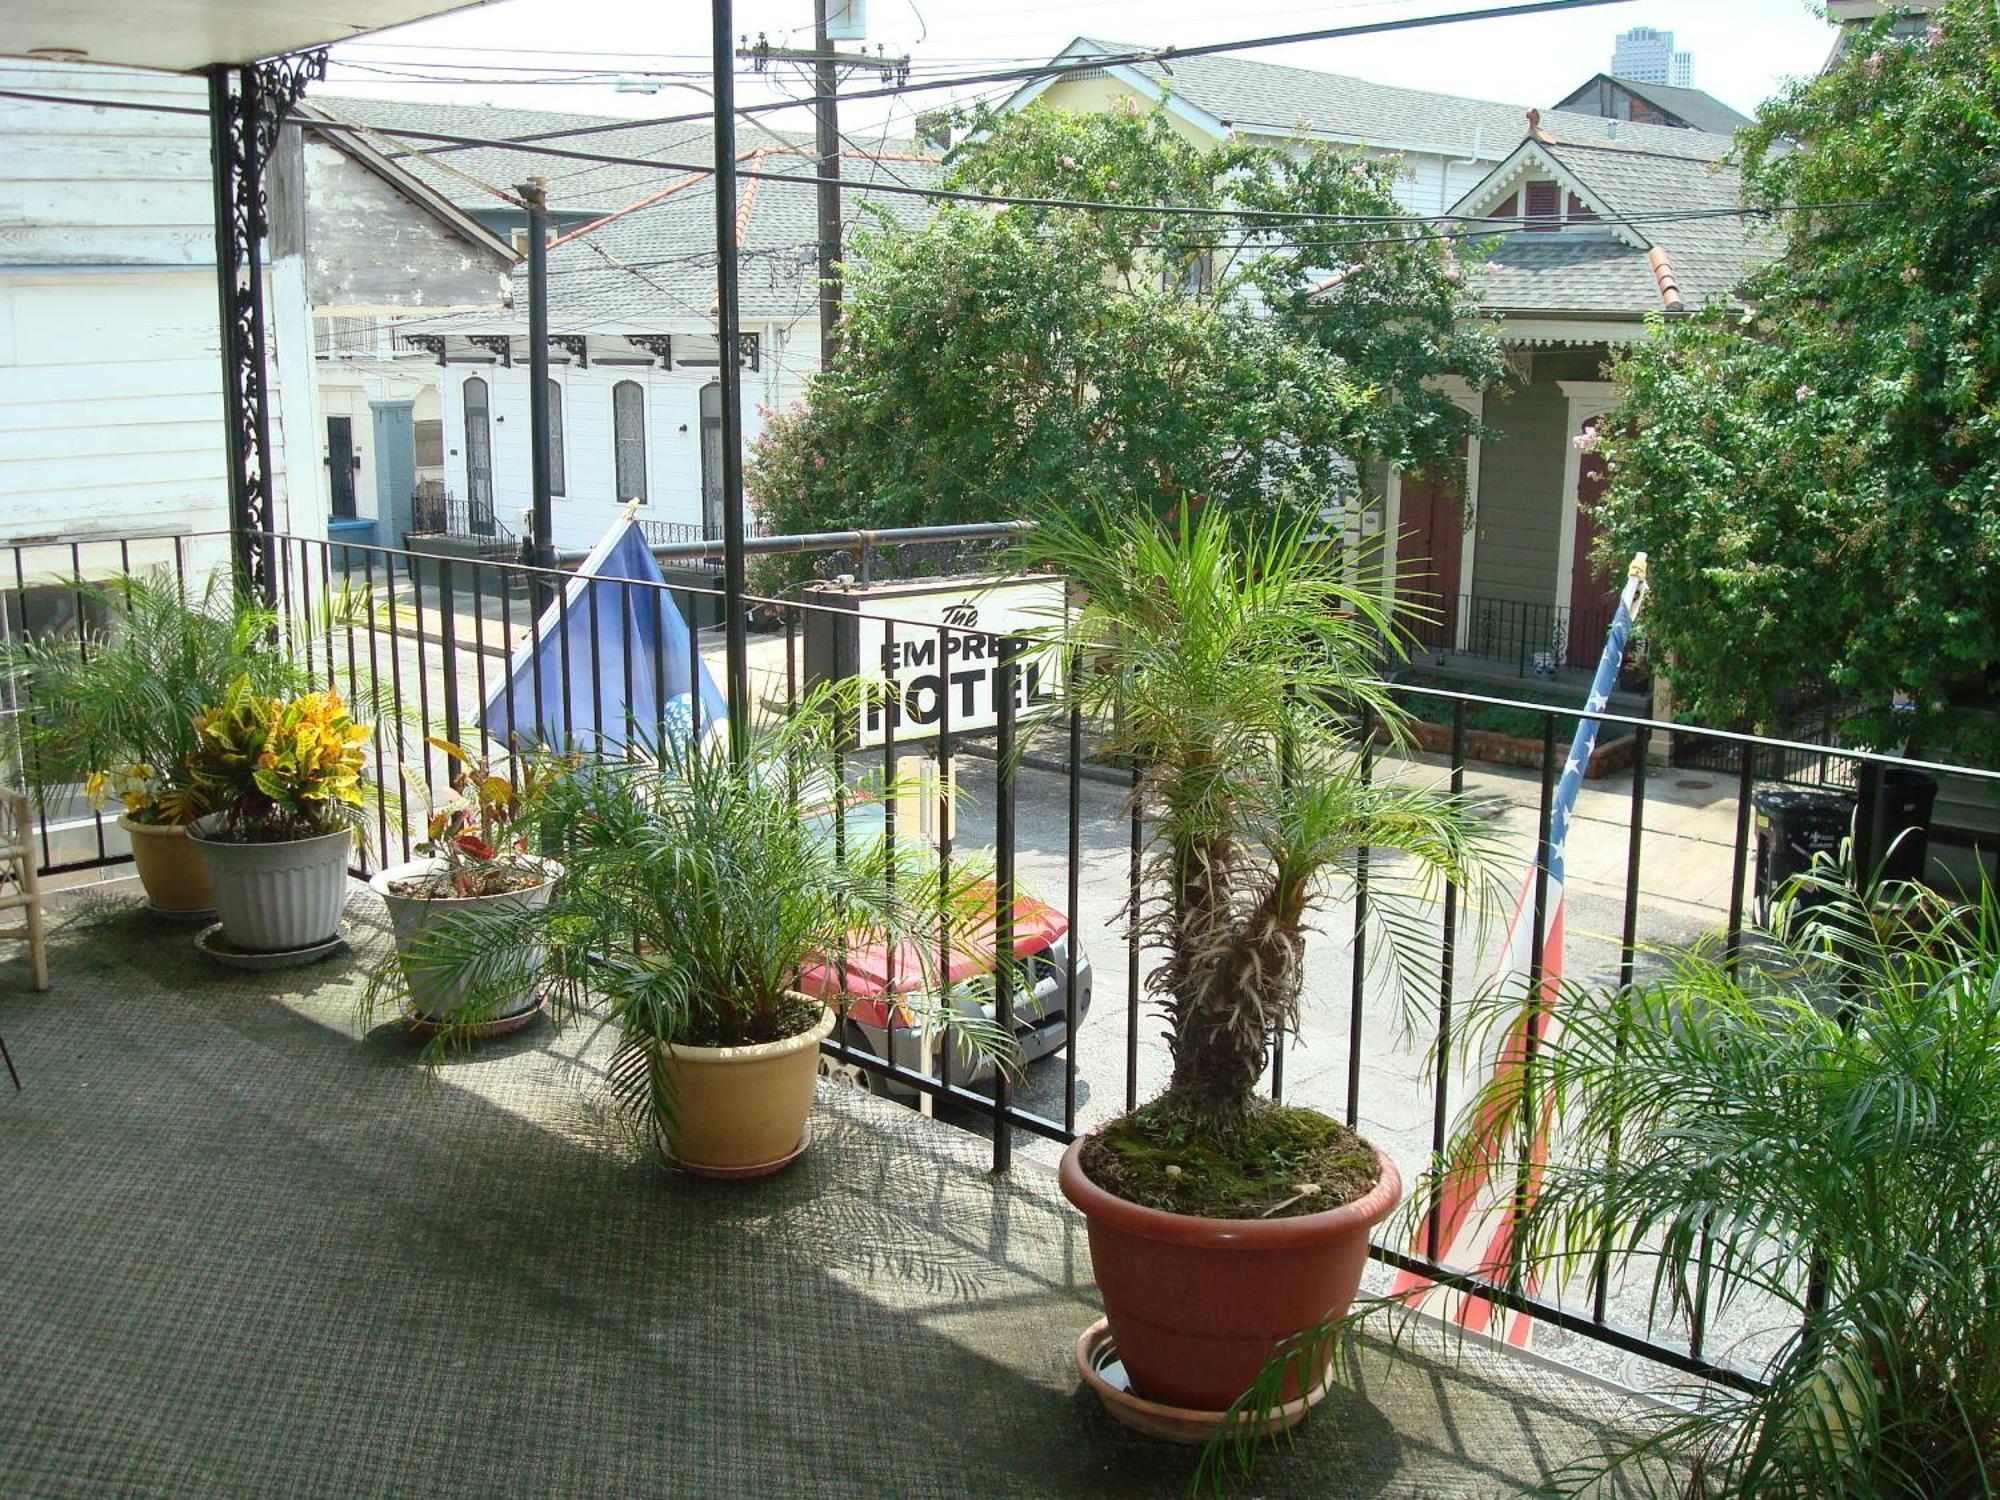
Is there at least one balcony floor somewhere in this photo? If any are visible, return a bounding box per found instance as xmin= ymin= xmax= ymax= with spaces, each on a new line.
xmin=2 ymin=886 xmax=1651 ymax=1498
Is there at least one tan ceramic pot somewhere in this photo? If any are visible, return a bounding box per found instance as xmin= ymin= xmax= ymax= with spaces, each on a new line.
xmin=655 ymin=1006 xmax=835 ymax=1178
xmin=119 ymin=814 xmax=215 ymax=915
xmin=1061 ymin=1134 xmax=1403 ymax=1413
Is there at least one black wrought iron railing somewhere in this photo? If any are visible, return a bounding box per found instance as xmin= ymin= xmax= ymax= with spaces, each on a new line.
xmin=1404 ymin=591 xmax=1631 ymax=679
xmin=408 ymin=489 xmax=514 ymax=547
xmin=4 ymin=525 xmax=1995 ymax=1399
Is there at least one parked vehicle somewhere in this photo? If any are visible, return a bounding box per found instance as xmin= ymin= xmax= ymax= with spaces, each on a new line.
xmin=805 ymin=893 xmax=1091 ymax=1095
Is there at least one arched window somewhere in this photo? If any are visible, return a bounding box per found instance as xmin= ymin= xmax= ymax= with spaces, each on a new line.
xmin=462 ymin=376 xmax=494 ymax=532
xmin=612 ymin=380 xmax=647 ymax=503
xmin=547 ymin=379 xmax=566 ymax=497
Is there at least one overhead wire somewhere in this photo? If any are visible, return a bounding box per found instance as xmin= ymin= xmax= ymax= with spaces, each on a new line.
xmin=342 ymin=0 xmax=1638 ymax=156
xmin=0 ymin=87 xmax=1853 ymax=242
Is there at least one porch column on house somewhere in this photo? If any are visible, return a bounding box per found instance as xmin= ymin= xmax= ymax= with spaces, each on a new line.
xmin=1555 ymin=378 xmax=1620 ymax=664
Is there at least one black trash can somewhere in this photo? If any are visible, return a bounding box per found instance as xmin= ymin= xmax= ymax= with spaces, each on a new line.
xmin=1863 ymin=766 xmax=1939 ymax=884
xmin=1752 ymin=787 xmax=1856 ymax=919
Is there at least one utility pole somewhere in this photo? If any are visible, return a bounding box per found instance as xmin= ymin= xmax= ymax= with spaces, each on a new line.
xmin=713 ymin=0 xmax=751 ymax=760
xmin=520 ymin=178 xmax=554 ymax=592
xmin=812 ymin=0 xmax=842 ymax=358
xmin=740 ymin=19 xmax=908 ymax=368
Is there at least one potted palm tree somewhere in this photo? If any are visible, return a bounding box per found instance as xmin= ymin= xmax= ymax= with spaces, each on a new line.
xmin=2 ymin=574 xmax=307 ymax=916
xmin=184 ymin=677 xmax=372 ymax=956
xmin=1372 ymin=876 xmax=2000 ymax=1498
xmin=390 ymin=696 xmax=1012 ymax=1176
xmin=366 ymin=738 xmax=564 ymax=1031
xmin=1032 ymin=505 xmax=1493 ymax=1424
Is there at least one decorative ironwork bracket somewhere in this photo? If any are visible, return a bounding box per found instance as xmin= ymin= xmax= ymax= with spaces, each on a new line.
xmin=666 ymin=334 xmax=759 ymax=371
xmin=210 ymin=48 xmax=327 ymax=605
xmin=552 ymin=335 xmax=588 ymax=368
xmin=629 ymin=335 xmax=674 ymax=369
xmin=401 ymin=334 xmax=448 ymax=365
xmin=468 ymin=335 xmax=513 ymax=367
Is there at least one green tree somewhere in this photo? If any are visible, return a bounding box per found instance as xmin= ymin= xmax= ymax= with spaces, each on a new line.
xmin=748 ymin=103 xmax=1502 ymax=551
xmin=1594 ymin=0 xmax=2000 ymax=760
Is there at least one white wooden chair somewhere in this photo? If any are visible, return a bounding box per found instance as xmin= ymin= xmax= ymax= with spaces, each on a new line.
xmin=0 ymin=789 xmax=44 ymax=1086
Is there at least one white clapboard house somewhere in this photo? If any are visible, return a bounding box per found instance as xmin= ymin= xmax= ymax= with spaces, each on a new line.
xmin=0 ymin=62 xmax=319 ymax=583
xmin=305 ymin=97 xmax=944 ymax=556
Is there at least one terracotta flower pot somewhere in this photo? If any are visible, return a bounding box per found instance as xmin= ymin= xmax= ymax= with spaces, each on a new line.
xmin=1059 ymin=1135 xmax=1403 ymax=1413
xmin=654 ymin=1006 xmax=835 ymax=1178
xmin=119 ymin=814 xmax=214 ymax=915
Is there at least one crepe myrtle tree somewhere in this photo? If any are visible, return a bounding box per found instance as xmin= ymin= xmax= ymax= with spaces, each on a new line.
xmin=1592 ymin=0 xmax=2000 ymax=761
xmin=748 ymin=102 xmax=1503 ymax=552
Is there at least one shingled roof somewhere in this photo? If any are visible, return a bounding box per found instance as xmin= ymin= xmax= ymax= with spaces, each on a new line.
xmin=1451 ymin=126 xmax=1771 ymax=326
xmin=1043 ymin=39 xmax=1736 ymax=164
xmin=312 ymin=96 xmax=945 ymax=328
xmin=1552 ymin=73 xmax=1754 ymax=136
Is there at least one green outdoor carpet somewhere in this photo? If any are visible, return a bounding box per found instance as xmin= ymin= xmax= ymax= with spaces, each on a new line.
xmin=0 ymin=884 xmax=1648 ymax=1498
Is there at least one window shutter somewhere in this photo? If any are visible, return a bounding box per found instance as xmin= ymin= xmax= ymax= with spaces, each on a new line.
xmin=462 ymin=377 xmax=493 ymax=511
xmin=1524 ymin=181 xmax=1561 ymax=232
xmin=613 ymin=381 xmax=648 ymax=503
xmin=414 ymin=420 xmax=444 ymax=469
xmin=548 ymin=380 xmax=566 ymax=497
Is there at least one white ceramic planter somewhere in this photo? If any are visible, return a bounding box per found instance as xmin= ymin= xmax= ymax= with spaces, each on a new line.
xmin=188 ymin=819 xmax=352 ymax=953
xmin=369 ymin=855 xmax=561 ymax=1022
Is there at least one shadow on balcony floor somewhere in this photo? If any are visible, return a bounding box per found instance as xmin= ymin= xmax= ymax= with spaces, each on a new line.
xmin=0 ymin=885 xmax=1652 ymax=1498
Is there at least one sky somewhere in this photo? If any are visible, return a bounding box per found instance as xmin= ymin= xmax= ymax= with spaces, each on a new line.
xmin=325 ymin=0 xmax=1839 ymax=139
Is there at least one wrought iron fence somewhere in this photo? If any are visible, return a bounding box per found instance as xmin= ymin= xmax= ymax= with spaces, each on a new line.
xmin=1404 ymin=592 xmax=1630 ymax=679
xmin=4 ymin=524 xmax=1996 ymax=1398
xmin=408 ymin=484 xmax=512 ymax=546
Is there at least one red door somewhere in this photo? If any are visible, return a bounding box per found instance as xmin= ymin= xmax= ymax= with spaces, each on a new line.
xmin=1567 ymin=440 xmax=1619 ymax=667
xmin=1395 ymin=449 xmax=1464 ymax=654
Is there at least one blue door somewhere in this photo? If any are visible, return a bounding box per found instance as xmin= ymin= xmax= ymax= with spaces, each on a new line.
xmin=370 ymin=401 xmax=416 ymax=544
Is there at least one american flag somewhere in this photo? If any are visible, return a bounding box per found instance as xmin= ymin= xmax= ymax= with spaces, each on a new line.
xmin=1393 ymin=554 xmax=1649 ymax=1347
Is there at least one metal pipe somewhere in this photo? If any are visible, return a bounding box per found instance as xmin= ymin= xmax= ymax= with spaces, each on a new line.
xmin=556 ymin=518 xmax=1035 ymax=568
xmin=712 ymin=0 xmax=751 ymax=762
xmin=521 ymin=178 xmax=554 ymax=578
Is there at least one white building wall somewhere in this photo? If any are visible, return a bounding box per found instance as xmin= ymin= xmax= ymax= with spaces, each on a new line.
xmin=0 ymin=61 xmax=319 ymax=576
xmin=434 ymin=322 xmax=805 ymax=555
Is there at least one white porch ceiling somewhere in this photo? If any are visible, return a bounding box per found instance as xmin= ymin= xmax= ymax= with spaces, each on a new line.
xmin=0 ymin=0 xmax=493 ymax=73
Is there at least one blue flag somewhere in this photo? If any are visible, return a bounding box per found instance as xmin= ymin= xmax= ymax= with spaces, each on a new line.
xmin=481 ymin=514 xmax=727 ymax=753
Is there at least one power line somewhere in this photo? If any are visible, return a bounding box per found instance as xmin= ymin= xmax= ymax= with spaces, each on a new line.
xmin=0 ymin=87 xmax=1839 ymax=239
xmin=370 ymin=0 xmax=1636 ymax=157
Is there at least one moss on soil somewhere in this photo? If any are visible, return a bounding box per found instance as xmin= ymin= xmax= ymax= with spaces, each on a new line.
xmin=1080 ymin=1099 xmax=1382 ymax=1220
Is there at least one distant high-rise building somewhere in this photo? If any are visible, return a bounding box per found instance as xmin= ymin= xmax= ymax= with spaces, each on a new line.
xmin=1612 ymin=26 xmax=1694 ymax=87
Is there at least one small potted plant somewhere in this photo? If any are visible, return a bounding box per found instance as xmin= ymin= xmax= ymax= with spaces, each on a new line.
xmin=389 ymin=693 xmax=1012 ymax=1175
xmin=1031 ymin=505 xmax=1493 ymax=1425
xmin=2 ymin=573 xmax=307 ymax=916
xmin=184 ymin=676 xmax=372 ymax=955
xmin=367 ymin=739 xmax=563 ymax=1029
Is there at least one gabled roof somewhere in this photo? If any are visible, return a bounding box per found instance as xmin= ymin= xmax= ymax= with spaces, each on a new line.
xmin=1552 ymin=73 xmax=1754 ymax=135
xmin=312 ymin=95 xmax=743 ymax=215
xmin=1010 ymin=38 xmax=1738 ymax=164
xmin=1444 ymin=123 xmax=1766 ymax=324
xmin=312 ymin=97 xmax=945 ymax=329
xmin=296 ymin=101 xmax=518 ymax=267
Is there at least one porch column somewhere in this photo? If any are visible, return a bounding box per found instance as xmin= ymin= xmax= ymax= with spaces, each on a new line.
xmin=1555 ymin=379 xmax=1619 ymax=662
xmin=207 ymin=52 xmax=324 ymax=604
